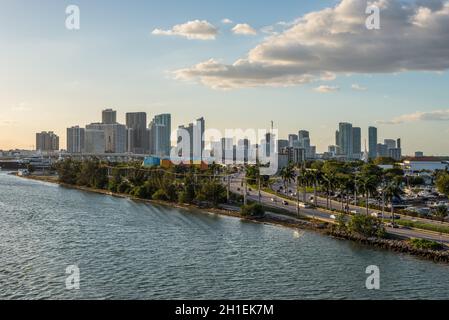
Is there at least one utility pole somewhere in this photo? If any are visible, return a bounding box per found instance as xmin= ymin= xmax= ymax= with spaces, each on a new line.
xmin=297 ymin=167 xmax=300 ymax=217
xmin=243 ymin=168 xmax=247 ymax=206
xmin=227 ymin=174 xmax=230 ymax=204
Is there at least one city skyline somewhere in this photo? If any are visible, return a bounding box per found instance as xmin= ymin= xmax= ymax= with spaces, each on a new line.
xmin=1 ymin=0 xmax=449 ymax=155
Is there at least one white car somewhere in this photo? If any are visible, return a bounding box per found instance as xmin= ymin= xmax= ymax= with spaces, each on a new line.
xmin=330 ymin=215 xmax=337 ymax=220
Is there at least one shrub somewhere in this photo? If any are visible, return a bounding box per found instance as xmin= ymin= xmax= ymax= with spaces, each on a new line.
xmin=241 ymin=203 xmax=265 ymax=218
xmin=152 ymin=189 xmax=168 ymax=201
xmin=409 ymin=238 xmax=443 ymax=251
xmin=348 ymin=215 xmax=386 ymax=238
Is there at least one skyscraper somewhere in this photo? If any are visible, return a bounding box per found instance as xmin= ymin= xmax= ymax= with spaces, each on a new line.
xmin=84 ymin=129 xmax=105 ymax=154
xmin=337 ymin=122 xmax=353 ymax=158
xmin=126 ymin=112 xmax=148 ymax=154
xmin=67 ymin=126 xmax=85 ymax=153
xmin=177 ymin=117 xmax=205 ymax=162
xmin=288 ymin=134 xmax=298 ymax=147
xmin=352 ymin=127 xmax=361 ymax=156
xmin=368 ymin=127 xmax=378 ymax=159
xmin=102 ymin=109 xmax=117 ymax=124
xmin=150 ymin=114 xmax=172 ymax=157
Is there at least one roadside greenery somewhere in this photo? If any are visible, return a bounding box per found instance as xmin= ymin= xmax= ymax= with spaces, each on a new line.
xmin=409 ymin=238 xmax=443 ymax=251
xmin=56 ymin=158 xmax=228 ymax=208
xmin=241 ymin=203 xmax=265 ymax=218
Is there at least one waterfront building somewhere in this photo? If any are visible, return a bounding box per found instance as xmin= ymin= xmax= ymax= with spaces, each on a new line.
xmin=36 ymin=131 xmax=59 ymax=152
xmin=67 ymin=126 xmax=85 ymax=153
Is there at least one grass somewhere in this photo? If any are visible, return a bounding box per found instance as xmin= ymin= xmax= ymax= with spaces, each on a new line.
xmin=394 ymin=219 xmax=449 ymax=235
xmin=409 ymin=238 xmax=443 ymax=250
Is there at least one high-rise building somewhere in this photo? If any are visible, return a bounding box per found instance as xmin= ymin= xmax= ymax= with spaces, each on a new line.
xmin=84 ymin=129 xmax=105 ymax=154
xmin=149 ymin=114 xmax=171 ymax=157
xmin=126 ymin=112 xmax=148 ymax=154
xmin=384 ymin=139 xmax=396 ymax=150
xmin=36 ymin=131 xmax=59 ymax=152
xmin=86 ymin=122 xmax=126 ymax=153
xmin=352 ymin=127 xmax=362 ymax=157
xmin=67 ymin=126 xmax=85 ymax=153
xmin=298 ymin=130 xmax=310 ymax=140
xmin=376 ymin=143 xmax=389 ymax=157
xmin=177 ymin=117 xmax=205 ymax=162
xmin=102 ymin=109 xmax=117 ymax=124
xmin=288 ymin=134 xmax=298 ymax=147
xmin=336 ymin=122 xmax=353 ymax=158
xmin=368 ymin=127 xmax=378 ymax=159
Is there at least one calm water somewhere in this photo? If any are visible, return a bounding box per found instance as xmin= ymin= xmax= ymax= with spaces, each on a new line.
xmin=1 ymin=172 xmax=449 ymax=300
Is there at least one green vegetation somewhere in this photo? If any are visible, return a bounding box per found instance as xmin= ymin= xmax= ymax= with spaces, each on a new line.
xmin=436 ymin=171 xmax=449 ymax=197
xmin=56 ymin=158 xmax=228 ymax=208
xmin=395 ymin=219 xmax=449 ymax=235
xmin=348 ymin=215 xmax=386 ymax=238
xmin=241 ymin=203 xmax=265 ymax=218
xmin=409 ymin=238 xmax=443 ymax=251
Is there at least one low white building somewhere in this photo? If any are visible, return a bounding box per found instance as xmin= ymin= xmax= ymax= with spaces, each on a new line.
xmin=401 ymin=157 xmax=449 ymax=173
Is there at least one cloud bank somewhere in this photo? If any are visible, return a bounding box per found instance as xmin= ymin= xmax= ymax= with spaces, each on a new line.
xmin=173 ymin=0 xmax=449 ymax=89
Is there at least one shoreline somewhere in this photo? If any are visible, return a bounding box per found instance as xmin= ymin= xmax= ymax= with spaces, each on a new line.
xmin=14 ymin=173 xmax=449 ymax=264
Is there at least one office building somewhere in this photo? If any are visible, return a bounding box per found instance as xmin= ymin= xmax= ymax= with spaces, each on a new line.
xmin=384 ymin=139 xmax=397 ymax=150
xmin=84 ymin=129 xmax=105 ymax=154
xmin=67 ymin=126 xmax=85 ymax=153
xmin=177 ymin=117 xmax=205 ymax=162
xmin=126 ymin=112 xmax=148 ymax=154
xmin=352 ymin=127 xmax=361 ymax=156
xmin=368 ymin=127 xmax=378 ymax=159
xmin=336 ymin=122 xmax=353 ymax=158
xmin=288 ymin=134 xmax=298 ymax=147
xmin=149 ymin=114 xmax=172 ymax=157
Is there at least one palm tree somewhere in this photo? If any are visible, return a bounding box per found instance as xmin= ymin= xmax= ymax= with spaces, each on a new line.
xmin=280 ymin=164 xmax=296 ymax=190
xmin=322 ymin=172 xmax=337 ymax=210
xmin=384 ymin=180 xmax=403 ymax=222
xmin=359 ymin=175 xmax=379 ymax=215
xmin=435 ymin=205 xmax=448 ymax=224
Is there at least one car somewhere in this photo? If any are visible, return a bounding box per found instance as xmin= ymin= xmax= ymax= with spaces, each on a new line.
xmin=370 ymin=212 xmax=380 ymax=218
xmin=386 ymin=222 xmax=399 ymax=229
xmin=283 ymin=201 xmax=289 ymax=206
xmin=330 ymin=215 xmax=337 ymax=220
xmin=271 ymin=198 xmax=277 ymax=203
xmin=350 ymin=210 xmax=359 ymax=215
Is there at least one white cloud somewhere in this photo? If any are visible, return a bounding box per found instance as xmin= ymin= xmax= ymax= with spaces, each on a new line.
xmin=152 ymin=20 xmax=218 ymax=40
xmin=351 ymin=84 xmax=367 ymax=91
xmin=314 ymin=85 xmax=340 ymax=93
xmin=232 ymin=23 xmax=257 ymax=36
xmin=221 ymin=18 xmax=233 ymax=24
xmin=377 ymin=109 xmax=449 ymax=124
xmin=173 ymin=0 xmax=449 ymax=89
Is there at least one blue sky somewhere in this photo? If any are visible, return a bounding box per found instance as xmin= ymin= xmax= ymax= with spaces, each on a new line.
xmin=1 ymin=0 xmax=449 ymax=155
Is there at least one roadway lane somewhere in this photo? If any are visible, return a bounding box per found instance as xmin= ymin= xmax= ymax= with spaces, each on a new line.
xmin=229 ymin=175 xmax=449 ymax=245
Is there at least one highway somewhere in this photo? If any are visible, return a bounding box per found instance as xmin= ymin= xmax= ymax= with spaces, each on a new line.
xmin=228 ymin=174 xmax=449 ymax=245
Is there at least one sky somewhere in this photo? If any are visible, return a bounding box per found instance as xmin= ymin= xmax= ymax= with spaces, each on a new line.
xmin=1 ymin=0 xmax=449 ymax=155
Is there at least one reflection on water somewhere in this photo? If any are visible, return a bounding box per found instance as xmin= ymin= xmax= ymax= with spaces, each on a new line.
xmin=1 ymin=172 xmax=449 ymax=300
